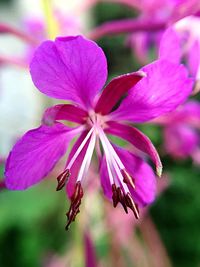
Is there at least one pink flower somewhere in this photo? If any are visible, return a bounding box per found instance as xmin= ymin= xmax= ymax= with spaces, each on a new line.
xmin=89 ymin=1 xmax=200 ymax=65
xmin=0 ymin=10 xmax=83 ymax=67
xmin=159 ymin=17 xmax=200 ymax=93
xmin=84 ymin=231 xmax=97 ymax=267
xmin=23 ymin=13 xmax=82 ymax=62
xmin=5 ymin=36 xmax=192 ymax=229
xmin=156 ymin=101 xmax=200 ymax=162
xmin=89 ymin=0 xmax=200 ymax=40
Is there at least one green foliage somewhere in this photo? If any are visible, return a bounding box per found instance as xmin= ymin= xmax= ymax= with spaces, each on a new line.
xmin=0 ymin=178 xmax=71 ymax=267
xmin=92 ymin=2 xmax=137 ymax=26
xmin=151 ymin=161 xmax=200 ymax=267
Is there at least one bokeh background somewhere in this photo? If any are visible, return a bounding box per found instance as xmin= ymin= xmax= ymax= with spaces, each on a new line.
xmin=0 ymin=1 xmax=200 ymax=267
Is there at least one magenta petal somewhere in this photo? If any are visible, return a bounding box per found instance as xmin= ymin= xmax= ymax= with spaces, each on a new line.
xmin=84 ymin=232 xmax=97 ymax=267
xmin=66 ymin=131 xmax=89 ymax=198
xmin=105 ymin=121 xmax=162 ymax=176
xmin=171 ymin=0 xmax=200 ymax=22
xmin=159 ymin=27 xmax=181 ymax=64
xmin=100 ymin=157 xmax=112 ymax=200
xmin=164 ymin=125 xmax=199 ymax=158
xmin=100 ymin=146 xmax=156 ymax=206
xmin=128 ymin=33 xmax=151 ymax=65
xmin=30 ymin=36 xmax=107 ymax=109
xmin=95 ymin=71 xmax=145 ymax=115
xmin=110 ymin=60 xmax=193 ymax=123
xmin=188 ymin=40 xmax=200 ymax=78
xmin=182 ymin=101 xmax=200 ymax=125
xmin=42 ymin=104 xmax=88 ymax=125
xmin=5 ymin=123 xmax=77 ymax=190
xmin=117 ymin=146 xmax=156 ymax=206
xmin=156 ymin=100 xmax=200 ymax=127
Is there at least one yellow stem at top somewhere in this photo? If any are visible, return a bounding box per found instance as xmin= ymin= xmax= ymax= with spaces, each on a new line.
xmin=41 ymin=0 xmax=59 ymax=39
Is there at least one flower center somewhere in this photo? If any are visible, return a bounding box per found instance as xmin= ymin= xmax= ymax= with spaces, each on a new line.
xmin=87 ymin=110 xmax=107 ymax=129
xmin=56 ymin=111 xmax=139 ymax=229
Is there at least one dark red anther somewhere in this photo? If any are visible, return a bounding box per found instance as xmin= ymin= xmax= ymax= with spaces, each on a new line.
xmin=65 ymin=181 xmax=84 ymax=230
xmin=117 ymin=187 xmax=128 ymax=214
xmin=121 ymin=169 xmax=135 ymax=189
xmin=111 ymin=184 xmax=139 ymax=218
xmin=56 ymin=169 xmax=70 ymax=191
xmin=112 ymin=184 xmax=119 ymax=207
xmin=125 ymin=192 xmax=139 ymax=219
xmin=112 ymin=184 xmax=128 ymax=213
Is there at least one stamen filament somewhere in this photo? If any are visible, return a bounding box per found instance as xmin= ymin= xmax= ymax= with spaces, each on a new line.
xmin=105 ymin=156 xmax=114 ymax=185
xmin=97 ymin=127 xmax=116 ymax=185
xmin=110 ymin=154 xmax=129 ymax=193
xmin=98 ymin=128 xmax=125 ymax=170
xmin=77 ymin=131 xmax=96 ymax=182
xmin=98 ymin=127 xmax=129 ymax=193
xmin=66 ymin=127 xmax=94 ymax=170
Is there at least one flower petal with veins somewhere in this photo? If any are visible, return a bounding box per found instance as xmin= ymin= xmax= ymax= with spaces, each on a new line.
xmin=5 ymin=123 xmax=78 ymax=190
xmin=30 ymin=36 xmax=108 ymax=109
xmin=42 ymin=104 xmax=88 ymax=125
xmin=110 ymin=60 xmax=193 ymax=123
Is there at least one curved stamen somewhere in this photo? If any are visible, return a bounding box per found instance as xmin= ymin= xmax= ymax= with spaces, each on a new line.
xmin=55 ymin=125 xmax=87 ymax=191
xmin=98 ymin=126 xmax=139 ymax=218
xmin=99 ymin=127 xmax=136 ymax=189
xmin=105 ymin=156 xmax=114 ymax=185
xmin=121 ymin=169 xmax=135 ymax=189
xmin=99 ymin=129 xmax=123 ymax=192
xmin=100 ymin=128 xmax=125 ymax=169
xmin=66 ymin=127 xmax=94 ymax=171
xmin=98 ymin=127 xmax=132 ymax=190
xmin=77 ymin=131 xmax=96 ymax=182
xmin=65 ymin=132 xmax=96 ymax=230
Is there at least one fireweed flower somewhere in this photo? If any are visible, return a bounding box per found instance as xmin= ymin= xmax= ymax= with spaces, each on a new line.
xmin=159 ymin=17 xmax=200 ymax=93
xmin=89 ymin=0 xmax=200 ymax=40
xmin=89 ymin=0 xmax=200 ymax=64
xmin=5 ymin=36 xmax=192 ymax=229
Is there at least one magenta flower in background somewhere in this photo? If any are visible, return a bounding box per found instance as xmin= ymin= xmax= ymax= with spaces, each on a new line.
xmin=23 ymin=13 xmax=82 ymax=63
xmin=84 ymin=231 xmax=97 ymax=267
xmin=90 ymin=0 xmax=200 ymax=40
xmin=90 ymin=0 xmax=200 ymax=65
xmin=0 ymin=9 xmax=83 ymax=68
xmin=159 ymin=17 xmax=200 ymax=93
xmin=5 ymin=35 xmax=192 ymax=229
xmin=155 ymin=101 xmax=200 ymax=163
